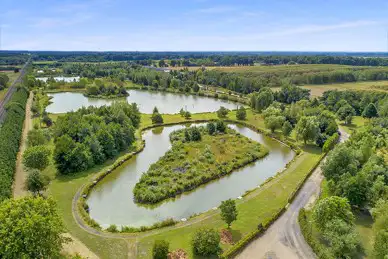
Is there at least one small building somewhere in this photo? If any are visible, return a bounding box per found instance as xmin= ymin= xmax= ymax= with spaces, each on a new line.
xmin=37 ymin=70 xmax=44 ymax=73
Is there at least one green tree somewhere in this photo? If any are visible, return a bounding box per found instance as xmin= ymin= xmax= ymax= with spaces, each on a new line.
xmin=23 ymin=145 xmax=51 ymax=170
xmin=192 ymin=228 xmax=220 ymax=256
xmin=362 ymin=103 xmax=378 ymax=118
xmin=295 ymin=116 xmax=320 ymax=144
xmin=152 ymin=107 xmax=164 ymax=124
xmin=217 ymin=106 xmax=229 ymax=118
xmin=26 ymin=169 xmax=50 ymax=195
xmin=152 ymin=240 xmax=169 ymax=259
xmin=336 ymin=104 xmax=355 ymax=122
xmin=322 ymin=219 xmax=360 ymax=258
xmin=282 ymin=121 xmax=293 ymax=136
xmin=220 ymin=199 xmax=238 ymax=228
xmin=312 ymin=196 xmax=354 ymax=232
xmin=184 ymin=111 xmax=191 ymax=120
xmin=253 ymin=87 xmax=274 ymax=112
xmin=265 ymin=115 xmax=285 ymax=133
xmin=0 ymin=196 xmax=67 ymax=258
xmin=322 ymin=145 xmax=358 ymax=181
xmin=215 ymin=120 xmax=226 ymax=133
xmin=27 ymin=129 xmax=50 ymax=147
xmin=236 ymin=106 xmax=247 ymax=120
xmin=206 ymin=122 xmax=216 ymax=135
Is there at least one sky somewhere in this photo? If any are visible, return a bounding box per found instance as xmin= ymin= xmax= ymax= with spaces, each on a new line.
xmin=1 ymin=0 xmax=388 ymax=51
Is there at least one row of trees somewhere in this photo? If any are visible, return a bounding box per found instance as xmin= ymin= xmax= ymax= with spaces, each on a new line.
xmin=52 ymin=102 xmax=140 ymax=174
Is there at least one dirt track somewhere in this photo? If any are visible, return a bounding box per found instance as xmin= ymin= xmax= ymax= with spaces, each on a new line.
xmin=13 ymin=92 xmax=33 ymax=198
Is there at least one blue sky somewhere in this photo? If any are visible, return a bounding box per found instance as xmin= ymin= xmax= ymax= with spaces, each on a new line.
xmin=1 ymin=0 xmax=388 ymax=51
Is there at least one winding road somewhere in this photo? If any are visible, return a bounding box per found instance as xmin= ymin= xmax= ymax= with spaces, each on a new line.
xmin=236 ymin=129 xmax=349 ymax=259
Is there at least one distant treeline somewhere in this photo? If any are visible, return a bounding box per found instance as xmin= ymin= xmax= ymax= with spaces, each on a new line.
xmin=3 ymin=50 xmax=388 ymax=66
xmin=0 ymin=52 xmax=29 ymax=65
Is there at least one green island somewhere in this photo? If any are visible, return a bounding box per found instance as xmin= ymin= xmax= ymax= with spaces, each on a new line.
xmin=133 ymin=124 xmax=268 ymax=204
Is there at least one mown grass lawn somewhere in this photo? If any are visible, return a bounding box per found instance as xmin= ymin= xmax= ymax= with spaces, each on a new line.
xmin=41 ymin=109 xmax=321 ymax=258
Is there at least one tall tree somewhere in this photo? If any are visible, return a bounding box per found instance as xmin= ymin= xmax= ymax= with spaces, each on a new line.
xmin=295 ymin=116 xmax=320 ymax=144
xmin=0 ymin=196 xmax=67 ymax=258
xmin=220 ymin=199 xmax=238 ymax=228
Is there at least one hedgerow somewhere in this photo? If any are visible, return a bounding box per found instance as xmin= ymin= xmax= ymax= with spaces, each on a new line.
xmin=0 ymin=87 xmax=28 ymax=202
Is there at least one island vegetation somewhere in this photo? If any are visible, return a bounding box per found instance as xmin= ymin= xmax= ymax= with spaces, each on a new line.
xmin=133 ymin=122 xmax=268 ymax=203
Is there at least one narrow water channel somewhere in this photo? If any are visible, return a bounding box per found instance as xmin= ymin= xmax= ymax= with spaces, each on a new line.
xmin=86 ymin=124 xmax=295 ymax=228
xmin=46 ymin=90 xmax=239 ymax=114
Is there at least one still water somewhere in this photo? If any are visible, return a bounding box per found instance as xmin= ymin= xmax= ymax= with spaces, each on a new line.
xmin=87 ymin=124 xmax=295 ymax=228
xmin=46 ymin=90 xmax=239 ymax=114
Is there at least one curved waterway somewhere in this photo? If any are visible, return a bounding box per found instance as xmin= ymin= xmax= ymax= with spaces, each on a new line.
xmin=46 ymin=90 xmax=239 ymax=114
xmin=87 ymin=124 xmax=295 ymax=228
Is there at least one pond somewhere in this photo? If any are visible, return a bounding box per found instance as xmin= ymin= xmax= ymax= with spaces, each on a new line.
xmin=86 ymin=124 xmax=295 ymax=228
xmin=36 ymin=76 xmax=80 ymax=83
xmin=45 ymin=90 xmax=240 ymax=114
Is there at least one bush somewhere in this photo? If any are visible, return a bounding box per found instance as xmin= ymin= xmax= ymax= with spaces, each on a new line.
xmin=152 ymin=240 xmax=169 ymax=259
xmin=236 ymin=106 xmax=247 ymax=120
xmin=192 ymin=228 xmax=220 ymax=256
xmin=322 ymin=133 xmax=339 ymax=153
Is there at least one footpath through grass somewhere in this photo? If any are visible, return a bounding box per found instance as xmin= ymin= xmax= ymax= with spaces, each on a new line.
xmin=43 ymin=109 xmax=321 ymax=258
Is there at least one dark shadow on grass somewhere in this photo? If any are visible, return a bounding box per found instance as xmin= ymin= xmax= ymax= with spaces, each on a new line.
xmin=230 ymin=228 xmax=242 ymax=243
xmin=300 ymin=144 xmax=322 ymax=155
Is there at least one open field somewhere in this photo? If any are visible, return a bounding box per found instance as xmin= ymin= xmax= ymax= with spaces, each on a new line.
xmin=35 ymin=108 xmax=322 ymax=258
xmin=212 ymin=64 xmax=359 ymax=74
xmin=300 ymin=80 xmax=388 ymax=97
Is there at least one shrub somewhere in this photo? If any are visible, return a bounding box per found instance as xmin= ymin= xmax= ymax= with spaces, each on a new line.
xmin=152 ymin=240 xmax=169 ymax=259
xmin=192 ymin=228 xmax=220 ymax=256
xmin=236 ymin=106 xmax=247 ymax=120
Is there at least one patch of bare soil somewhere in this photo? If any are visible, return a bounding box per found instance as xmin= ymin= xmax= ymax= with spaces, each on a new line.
xmin=168 ymin=249 xmax=188 ymax=259
xmin=220 ymin=229 xmax=233 ymax=245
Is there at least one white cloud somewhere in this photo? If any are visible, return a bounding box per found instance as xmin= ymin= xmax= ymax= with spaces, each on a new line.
xmin=29 ymin=13 xmax=93 ymax=28
xmin=197 ymin=6 xmax=236 ymax=14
